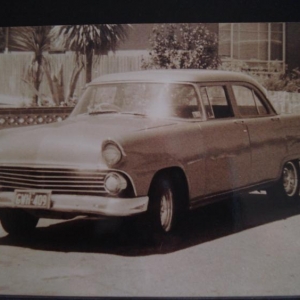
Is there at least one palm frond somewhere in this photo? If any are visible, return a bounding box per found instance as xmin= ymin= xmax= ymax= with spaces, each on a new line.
xmin=50 ymin=24 xmax=130 ymax=54
xmin=10 ymin=26 xmax=51 ymax=55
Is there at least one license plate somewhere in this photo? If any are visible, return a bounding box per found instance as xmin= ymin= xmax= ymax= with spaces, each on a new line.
xmin=14 ymin=190 xmax=51 ymax=209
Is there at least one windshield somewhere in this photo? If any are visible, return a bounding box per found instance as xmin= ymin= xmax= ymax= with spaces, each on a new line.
xmin=70 ymin=82 xmax=203 ymax=120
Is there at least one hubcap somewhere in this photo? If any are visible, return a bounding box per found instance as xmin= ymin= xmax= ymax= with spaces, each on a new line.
xmin=160 ymin=189 xmax=173 ymax=232
xmin=283 ymin=162 xmax=298 ymax=197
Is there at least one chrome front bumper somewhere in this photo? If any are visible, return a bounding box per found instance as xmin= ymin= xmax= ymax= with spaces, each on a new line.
xmin=0 ymin=191 xmax=149 ymax=217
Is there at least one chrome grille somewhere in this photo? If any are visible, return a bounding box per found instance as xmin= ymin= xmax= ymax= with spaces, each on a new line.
xmin=0 ymin=166 xmax=108 ymax=195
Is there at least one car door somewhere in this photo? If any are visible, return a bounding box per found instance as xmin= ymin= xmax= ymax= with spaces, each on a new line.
xmin=198 ymin=85 xmax=252 ymax=196
xmin=231 ymin=84 xmax=287 ymax=183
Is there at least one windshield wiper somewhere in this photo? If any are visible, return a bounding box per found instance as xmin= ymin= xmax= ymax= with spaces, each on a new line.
xmin=121 ymin=112 xmax=147 ymax=117
xmin=89 ymin=110 xmax=119 ymax=115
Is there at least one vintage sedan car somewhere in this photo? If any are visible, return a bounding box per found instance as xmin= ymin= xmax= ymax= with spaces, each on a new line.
xmin=0 ymin=70 xmax=300 ymax=236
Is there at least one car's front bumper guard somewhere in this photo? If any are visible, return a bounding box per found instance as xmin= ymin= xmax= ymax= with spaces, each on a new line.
xmin=0 ymin=192 xmax=149 ymax=217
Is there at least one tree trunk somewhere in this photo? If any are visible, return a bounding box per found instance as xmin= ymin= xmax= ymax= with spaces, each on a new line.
xmin=33 ymin=56 xmax=43 ymax=106
xmin=67 ymin=62 xmax=84 ymax=102
xmin=85 ymin=49 xmax=93 ymax=84
xmin=56 ymin=65 xmax=65 ymax=104
xmin=43 ymin=60 xmax=59 ymax=105
xmin=42 ymin=60 xmax=64 ymax=106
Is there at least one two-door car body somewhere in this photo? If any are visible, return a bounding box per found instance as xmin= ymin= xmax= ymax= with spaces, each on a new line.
xmin=0 ymin=70 xmax=300 ymax=235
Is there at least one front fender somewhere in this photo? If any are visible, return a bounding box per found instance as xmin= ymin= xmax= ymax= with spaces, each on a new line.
xmin=122 ymin=150 xmax=186 ymax=196
xmin=115 ymin=123 xmax=204 ymax=198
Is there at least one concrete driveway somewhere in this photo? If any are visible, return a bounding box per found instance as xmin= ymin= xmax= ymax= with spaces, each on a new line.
xmin=0 ymin=192 xmax=300 ymax=297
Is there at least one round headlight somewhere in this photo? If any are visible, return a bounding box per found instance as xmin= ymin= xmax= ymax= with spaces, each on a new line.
xmin=102 ymin=143 xmax=122 ymax=166
xmin=104 ymin=172 xmax=127 ymax=195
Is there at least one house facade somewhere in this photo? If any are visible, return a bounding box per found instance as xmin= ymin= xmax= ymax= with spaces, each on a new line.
xmin=1 ymin=23 xmax=299 ymax=74
xmin=118 ymin=23 xmax=300 ymax=74
xmin=0 ymin=23 xmax=299 ymax=109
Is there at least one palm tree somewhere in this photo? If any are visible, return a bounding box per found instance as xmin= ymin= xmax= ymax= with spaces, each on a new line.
xmin=10 ymin=26 xmax=51 ymax=105
xmin=50 ymin=24 xmax=130 ymax=84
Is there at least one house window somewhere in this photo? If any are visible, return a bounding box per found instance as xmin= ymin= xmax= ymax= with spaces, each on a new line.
xmin=219 ymin=23 xmax=285 ymax=72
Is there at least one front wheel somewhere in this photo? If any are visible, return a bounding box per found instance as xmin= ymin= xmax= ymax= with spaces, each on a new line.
xmin=0 ymin=209 xmax=39 ymax=235
xmin=147 ymin=174 xmax=185 ymax=235
xmin=267 ymin=161 xmax=299 ymax=202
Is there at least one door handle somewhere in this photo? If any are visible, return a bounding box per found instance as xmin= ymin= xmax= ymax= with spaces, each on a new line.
xmin=234 ymin=120 xmax=248 ymax=133
xmin=234 ymin=120 xmax=244 ymax=124
xmin=271 ymin=117 xmax=280 ymax=122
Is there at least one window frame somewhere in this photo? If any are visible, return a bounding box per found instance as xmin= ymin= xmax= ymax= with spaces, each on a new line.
xmin=72 ymin=81 xmax=205 ymax=121
xmin=196 ymin=83 xmax=235 ymax=120
xmin=228 ymin=82 xmax=277 ymax=118
xmin=219 ymin=23 xmax=285 ymax=73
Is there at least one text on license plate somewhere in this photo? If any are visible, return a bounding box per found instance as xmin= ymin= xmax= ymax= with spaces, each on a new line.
xmin=14 ymin=190 xmax=51 ymax=209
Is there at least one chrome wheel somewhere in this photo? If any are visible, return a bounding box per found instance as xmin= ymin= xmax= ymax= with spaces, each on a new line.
xmin=160 ymin=188 xmax=174 ymax=232
xmin=267 ymin=160 xmax=299 ymax=202
xmin=283 ymin=162 xmax=298 ymax=197
xmin=148 ymin=173 xmax=185 ymax=235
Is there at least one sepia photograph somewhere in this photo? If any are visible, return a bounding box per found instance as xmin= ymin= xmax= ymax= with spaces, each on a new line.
xmin=1 ymin=0 xmax=300 ymax=298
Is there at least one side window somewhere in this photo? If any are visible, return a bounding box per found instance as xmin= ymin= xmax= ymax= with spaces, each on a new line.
xmin=232 ymin=85 xmax=269 ymax=116
xmin=199 ymin=85 xmax=233 ymax=119
xmin=254 ymin=93 xmax=268 ymax=115
xmin=199 ymin=87 xmax=214 ymax=118
xmin=170 ymin=85 xmax=202 ymax=119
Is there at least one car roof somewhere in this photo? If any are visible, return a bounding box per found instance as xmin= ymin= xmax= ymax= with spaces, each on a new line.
xmin=90 ymin=69 xmax=266 ymax=94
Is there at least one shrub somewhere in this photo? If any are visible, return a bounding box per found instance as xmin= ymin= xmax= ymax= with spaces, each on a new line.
xmin=142 ymin=23 xmax=220 ymax=70
xmin=221 ymin=60 xmax=300 ymax=92
xmin=259 ymin=69 xmax=300 ymax=92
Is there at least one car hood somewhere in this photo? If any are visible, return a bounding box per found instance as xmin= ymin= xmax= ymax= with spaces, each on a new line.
xmin=0 ymin=114 xmax=177 ymax=169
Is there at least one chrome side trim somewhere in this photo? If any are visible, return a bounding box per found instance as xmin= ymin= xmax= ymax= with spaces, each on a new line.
xmin=189 ymin=179 xmax=276 ymax=209
xmin=187 ymin=158 xmax=203 ymax=165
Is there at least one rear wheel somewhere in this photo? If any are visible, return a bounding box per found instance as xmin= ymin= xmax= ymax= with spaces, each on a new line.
xmin=267 ymin=161 xmax=299 ymax=202
xmin=0 ymin=209 xmax=39 ymax=235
